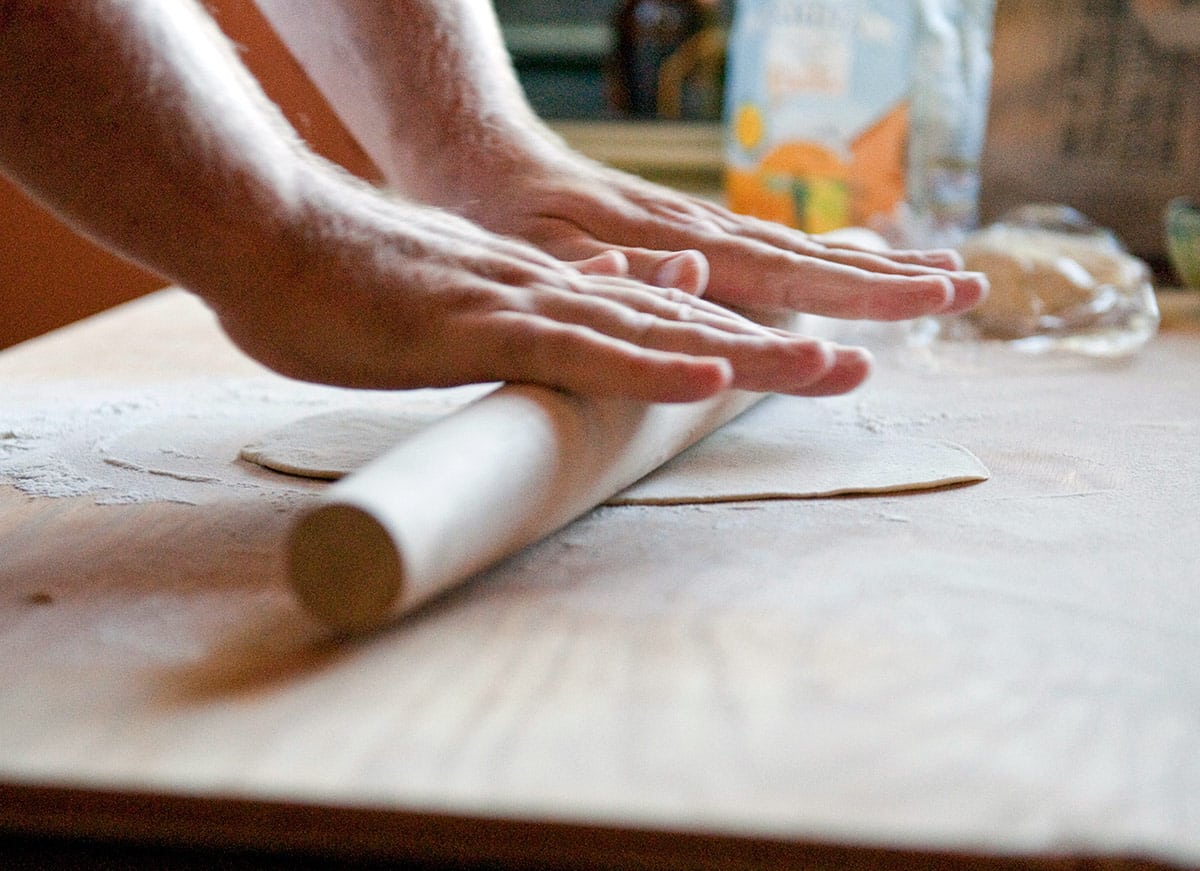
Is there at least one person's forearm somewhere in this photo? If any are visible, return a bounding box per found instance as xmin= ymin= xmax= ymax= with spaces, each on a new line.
xmin=253 ymin=0 xmax=988 ymax=327
xmin=0 ymin=0 xmax=310 ymax=307
xmin=253 ymin=0 xmax=561 ymax=208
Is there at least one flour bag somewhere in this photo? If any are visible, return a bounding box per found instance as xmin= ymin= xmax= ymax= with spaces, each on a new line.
xmin=724 ymin=0 xmax=996 ymax=246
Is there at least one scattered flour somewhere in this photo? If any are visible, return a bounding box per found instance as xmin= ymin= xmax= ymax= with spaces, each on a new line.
xmin=4 ymin=377 xmax=990 ymax=508
xmin=0 ymin=377 xmax=485 ymax=505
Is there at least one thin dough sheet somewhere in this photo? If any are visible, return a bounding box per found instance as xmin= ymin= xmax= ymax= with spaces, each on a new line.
xmin=609 ymin=425 xmax=988 ymax=504
xmin=238 ymin=400 xmax=990 ymax=504
xmin=240 ymin=409 xmax=446 ymax=480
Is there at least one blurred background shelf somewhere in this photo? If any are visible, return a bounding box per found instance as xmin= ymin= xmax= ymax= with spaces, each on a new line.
xmin=551 ymin=120 xmax=723 ymax=197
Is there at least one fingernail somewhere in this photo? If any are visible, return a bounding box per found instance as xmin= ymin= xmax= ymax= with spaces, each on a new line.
xmin=655 ymin=250 xmax=711 ymax=289
xmin=654 ymin=253 xmax=690 ymax=288
xmin=579 ymin=250 xmax=628 ymax=276
xmin=933 ymin=276 xmax=956 ymax=310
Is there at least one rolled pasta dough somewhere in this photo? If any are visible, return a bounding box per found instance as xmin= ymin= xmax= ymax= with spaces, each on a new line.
xmin=239 ymin=404 xmax=989 ymax=503
xmin=240 ymin=409 xmax=444 ymax=480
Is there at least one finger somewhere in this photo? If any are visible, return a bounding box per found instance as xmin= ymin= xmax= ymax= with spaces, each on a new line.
xmin=599 ymin=191 xmax=988 ymax=314
xmin=586 ymin=244 xmax=709 ymax=295
xmin=571 ymin=250 xmax=629 ymax=277
xmin=773 ymin=266 xmax=956 ymax=321
xmin=810 ymin=228 xmax=967 ymax=273
xmin=576 ymin=246 xmax=710 ymax=294
xmin=688 ymin=203 xmax=946 ymax=271
xmin=699 ymin=239 xmax=959 ymax=320
xmin=798 ymin=232 xmax=988 ymax=313
xmin=697 ymin=236 xmax=987 ymax=320
xmin=575 ymin=207 xmax=982 ymax=318
xmin=789 ymin=346 xmax=874 ymax=396
xmin=532 ymin=220 xmax=711 ymax=295
xmin=622 ymin=188 xmax=956 ymax=276
xmin=789 ymin=239 xmax=988 ymax=312
xmin=650 ymin=249 xmax=708 ymax=294
xmin=936 ymin=270 xmax=989 ymax=314
xmin=554 ymin=275 xmax=772 ymax=336
xmin=717 ymin=223 xmax=977 ymax=291
xmin=517 ymin=290 xmax=846 ymax=394
xmin=471 ymin=313 xmax=735 ymax=403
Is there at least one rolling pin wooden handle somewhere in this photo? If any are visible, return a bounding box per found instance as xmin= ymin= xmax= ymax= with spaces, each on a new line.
xmin=287 ymin=383 xmax=764 ymax=633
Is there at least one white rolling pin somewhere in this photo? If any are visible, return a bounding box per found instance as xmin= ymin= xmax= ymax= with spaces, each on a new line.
xmin=288 ymin=383 xmax=766 ymax=632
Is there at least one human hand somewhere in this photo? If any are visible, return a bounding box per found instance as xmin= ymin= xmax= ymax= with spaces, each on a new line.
xmin=454 ymin=149 xmax=988 ymax=323
xmin=248 ymin=0 xmax=981 ymax=360
xmin=0 ymin=0 xmax=873 ymax=403
xmin=249 ymin=0 xmax=981 ymax=331
xmin=212 ymin=176 xmax=872 ymax=402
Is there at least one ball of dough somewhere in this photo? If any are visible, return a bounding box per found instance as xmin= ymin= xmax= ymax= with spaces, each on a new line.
xmin=960 ymin=223 xmax=1150 ymax=339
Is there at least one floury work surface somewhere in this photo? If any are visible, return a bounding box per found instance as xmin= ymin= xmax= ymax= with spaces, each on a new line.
xmin=0 ymin=289 xmax=1198 ymax=868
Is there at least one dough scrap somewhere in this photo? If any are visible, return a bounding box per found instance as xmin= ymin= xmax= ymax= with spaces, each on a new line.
xmin=239 ymin=409 xmax=446 ymax=479
xmin=960 ymin=222 xmax=1151 ymax=339
xmin=239 ymin=408 xmax=989 ymax=502
xmin=609 ymin=425 xmax=988 ymax=503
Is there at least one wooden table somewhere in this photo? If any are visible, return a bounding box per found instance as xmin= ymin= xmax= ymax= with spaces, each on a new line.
xmin=2 ymin=289 xmax=1199 ymax=869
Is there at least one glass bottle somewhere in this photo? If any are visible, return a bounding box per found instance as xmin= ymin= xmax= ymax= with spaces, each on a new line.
xmin=611 ymin=0 xmax=707 ymax=118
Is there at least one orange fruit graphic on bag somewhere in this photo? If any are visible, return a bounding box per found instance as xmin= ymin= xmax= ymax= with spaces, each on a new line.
xmin=849 ymin=102 xmax=909 ymax=225
xmin=727 ymin=140 xmax=850 ymax=234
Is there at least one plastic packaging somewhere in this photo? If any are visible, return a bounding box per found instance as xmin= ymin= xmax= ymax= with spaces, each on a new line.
xmin=948 ymin=205 xmax=1161 ymax=357
xmin=722 ymin=0 xmax=995 ymax=246
xmin=906 ymin=0 xmax=996 ymax=247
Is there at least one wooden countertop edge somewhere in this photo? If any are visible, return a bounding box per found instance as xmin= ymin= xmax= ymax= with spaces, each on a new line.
xmin=0 ymin=782 xmax=1186 ymax=871
xmin=1157 ymin=288 xmax=1200 ymax=329
xmin=549 ymin=120 xmax=724 ymax=174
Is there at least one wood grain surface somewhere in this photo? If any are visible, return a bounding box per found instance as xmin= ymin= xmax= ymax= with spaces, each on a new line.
xmin=1 ymin=291 xmax=1199 ymax=869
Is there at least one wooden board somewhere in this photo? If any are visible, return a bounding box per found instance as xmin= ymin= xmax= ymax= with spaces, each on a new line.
xmin=2 ymin=290 xmax=1199 ymax=869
